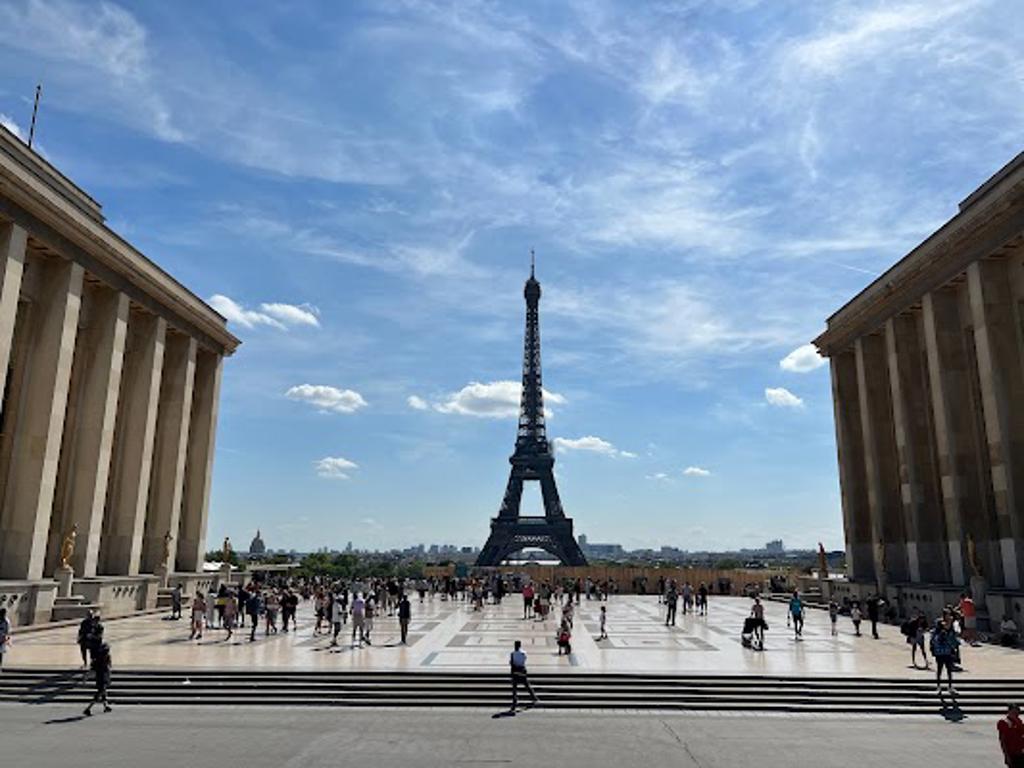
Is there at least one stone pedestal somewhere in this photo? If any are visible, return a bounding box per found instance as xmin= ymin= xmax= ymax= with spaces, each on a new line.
xmin=55 ymin=564 xmax=74 ymax=598
xmin=154 ymin=564 xmax=170 ymax=590
xmin=971 ymin=575 xmax=992 ymax=631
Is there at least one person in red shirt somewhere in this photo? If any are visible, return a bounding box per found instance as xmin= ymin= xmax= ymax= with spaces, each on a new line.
xmin=959 ymin=593 xmax=978 ymax=644
xmin=999 ymin=703 xmax=1024 ymax=768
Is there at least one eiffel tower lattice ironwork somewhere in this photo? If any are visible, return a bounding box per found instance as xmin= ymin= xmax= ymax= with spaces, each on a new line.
xmin=476 ymin=254 xmax=587 ymax=566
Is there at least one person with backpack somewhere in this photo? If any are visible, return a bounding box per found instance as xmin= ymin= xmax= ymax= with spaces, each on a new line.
xmin=903 ymin=609 xmax=929 ymax=669
xmin=931 ymin=612 xmax=960 ymax=696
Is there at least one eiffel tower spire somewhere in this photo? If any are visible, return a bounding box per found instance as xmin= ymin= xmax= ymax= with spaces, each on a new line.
xmin=476 ymin=252 xmax=587 ymax=566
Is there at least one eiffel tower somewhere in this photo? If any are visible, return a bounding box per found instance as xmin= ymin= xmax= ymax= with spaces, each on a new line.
xmin=476 ymin=253 xmax=587 ymax=566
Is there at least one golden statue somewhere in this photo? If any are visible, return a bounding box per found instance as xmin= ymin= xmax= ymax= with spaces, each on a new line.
xmin=817 ymin=542 xmax=828 ymax=578
xmin=59 ymin=524 xmax=78 ymax=569
xmin=221 ymin=536 xmax=232 ymax=564
xmin=966 ymin=533 xmax=983 ymax=578
xmin=161 ymin=530 xmax=174 ymax=568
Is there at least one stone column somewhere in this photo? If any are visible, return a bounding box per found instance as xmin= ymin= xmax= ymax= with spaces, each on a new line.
xmin=0 ymin=257 xmax=83 ymax=580
xmin=922 ymin=289 xmax=981 ymax=586
xmin=855 ymin=334 xmax=908 ymax=588
xmin=141 ymin=333 xmax=196 ymax=574
xmin=0 ymin=223 xmax=26 ymax=406
xmin=967 ymin=259 xmax=1024 ymax=589
xmin=99 ymin=313 xmax=165 ymax=576
xmin=56 ymin=287 xmax=129 ymax=577
xmin=830 ymin=351 xmax=874 ymax=581
xmin=886 ymin=315 xmax=948 ymax=583
xmin=176 ymin=350 xmax=223 ymax=572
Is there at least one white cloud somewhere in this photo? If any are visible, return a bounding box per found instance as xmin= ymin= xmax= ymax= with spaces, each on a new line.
xmin=287 ymin=384 xmax=368 ymax=414
xmin=553 ymin=435 xmax=635 ymax=458
xmin=407 ymin=395 xmax=429 ymax=411
xmin=683 ymin=466 xmax=711 ymax=477
xmin=765 ymin=387 xmax=804 ymax=408
xmin=315 ymin=456 xmax=358 ymax=480
xmin=432 ymin=380 xmax=565 ymax=419
xmin=0 ymin=114 xmax=23 ymax=140
xmin=647 ymin=472 xmax=671 ymax=481
xmin=259 ymin=302 xmax=320 ymax=327
xmin=208 ymin=295 xmax=320 ymax=331
xmin=780 ymin=343 xmax=827 ymax=373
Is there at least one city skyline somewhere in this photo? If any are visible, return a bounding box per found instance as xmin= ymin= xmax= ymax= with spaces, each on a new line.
xmin=0 ymin=1 xmax=1021 ymax=553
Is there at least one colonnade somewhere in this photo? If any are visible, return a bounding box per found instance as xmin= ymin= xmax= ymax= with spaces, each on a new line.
xmin=829 ymin=254 xmax=1024 ymax=590
xmin=0 ymin=220 xmax=224 ymax=581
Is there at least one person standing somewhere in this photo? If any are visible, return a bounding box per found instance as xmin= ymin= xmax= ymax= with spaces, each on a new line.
xmin=682 ymin=583 xmax=693 ymax=615
xmin=398 ymin=593 xmax=412 ymax=645
xmin=751 ymin=598 xmax=766 ymax=647
xmin=364 ymin=595 xmax=375 ymax=646
xmin=223 ymin=590 xmax=237 ymax=641
xmin=789 ymin=590 xmax=804 ymax=639
xmin=522 ymin=582 xmax=535 ymax=620
xmin=998 ymin=703 xmax=1024 ymax=768
xmin=509 ymin=640 xmax=538 ymax=711
xmin=827 ymin=599 xmax=839 ymax=636
xmin=330 ymin=592 xmax=346 ymax=647
xmin=698 ymin=583 xmax=709 ymax=616
xmin=908 ymin=610 xmax=929 ymax=669
xmin=665 ymin=584 xmax=678 ymax=626
xmin=959 ymin=593 xmax=978 ymax=646
xmin=866 ymin=593 xmax=885 ymax=639
xmin=350 ymin=593 xmax=366 ymax=647
xmin=598 ymin=606 xmax=608 ymax=640
xmin=83 ymin=640 xmax=112 ymax=716
xmin=931 ymin=613 xmax=960 ymax=696
xmin=0 ymin=608 xmax=10 ymax=671
xmin=170 ymin=583 xmax=183 ymax=620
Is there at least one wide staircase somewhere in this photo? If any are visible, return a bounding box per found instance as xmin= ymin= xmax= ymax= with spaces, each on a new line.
xmin=1 ymin=669 xmax=1020 ymax=714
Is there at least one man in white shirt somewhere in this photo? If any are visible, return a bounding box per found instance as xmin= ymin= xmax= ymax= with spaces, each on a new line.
xmin=350 ymin=594 xmax=366 ymax=647
xmin=509 ymin=640 xmax=539 ymax=711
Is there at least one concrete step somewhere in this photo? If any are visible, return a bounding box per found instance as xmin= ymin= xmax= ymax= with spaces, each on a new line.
xmin=0 ymin=669 xmax=1018 ymax=714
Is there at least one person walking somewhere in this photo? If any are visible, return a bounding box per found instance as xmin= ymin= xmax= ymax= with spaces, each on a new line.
xmin=364 ymin=596 xmax=376 ymax=645
xmin=665 ymin=584 xmax=678 ymax=626
xmin=851 ymin=602 xmax=863 ymax=636
xmin=751 ymin=597 xmax=766 ymax=647
xmin=959 ymin=593 xmax=979 ymax=646
xmin=83 ymin=639 xmax=112 ymax=716
xmin=998 ymin=703 xmax=1024 ymax=768
xmin=827 ymin=599 xmax=839 ymax=636
xmin=0 ymin=607 xmax=10 ymax=672
xmin=330 ymin=592 xmax=346 ymax=647
xmin=907 ymin=610 xmax=929 ymax=669
xmin=77 ymin=610 xmax=99 ymax=670
xmin=789 ymin=590 xmax=804 ymax=639
xmin=698 ymin=583 xmax=709 ymax=616
xmin=509 ymin=640 xmax=538 ymax=711
xmin=398 ymin=593 xmax=412 ymax=645
xmin=190 ymin=591 xmax=206 ymax=640
xmin=223 ymin=591 xmax=237 ymax=641
xmin=522 ymin=582 xmax=534 ymax=620
xmin=598 ymin=606 xmax=608 ymax=640
xmin=931 ymin=613 xmax=960 ymax=696
xmin=247 ymin=591 xmax=263 ymax=642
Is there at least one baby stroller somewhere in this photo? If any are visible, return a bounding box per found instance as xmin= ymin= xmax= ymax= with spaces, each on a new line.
xmin=742 ymin=617 xmax=766 ymax=650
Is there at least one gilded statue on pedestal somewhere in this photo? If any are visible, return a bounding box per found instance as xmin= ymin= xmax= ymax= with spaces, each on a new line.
xmin=966 ymin=533 xmax=983 ymax=578
xmin=59 ymin=524 xmax=78 ymax=569
xmin=161 ymin=530 xmax=174 ymax=568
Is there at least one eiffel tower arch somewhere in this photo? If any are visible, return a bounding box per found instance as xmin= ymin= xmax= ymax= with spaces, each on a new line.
xmin=477 ymin=254 xmax=587 ymax=567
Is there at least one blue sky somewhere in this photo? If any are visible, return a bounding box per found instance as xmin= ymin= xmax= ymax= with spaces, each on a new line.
xmin=1 ymin=1 xmax=1021 ymax=553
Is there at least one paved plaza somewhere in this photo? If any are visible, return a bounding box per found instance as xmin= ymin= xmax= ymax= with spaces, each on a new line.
xmin=0 ymin=703 xmax=1009 ymax=768
xmin=7 ymin=595 xmax=1020 ymax=678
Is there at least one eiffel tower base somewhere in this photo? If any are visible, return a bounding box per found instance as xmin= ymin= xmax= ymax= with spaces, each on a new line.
xmin=476 ymin=516 xmax=587 ymax=566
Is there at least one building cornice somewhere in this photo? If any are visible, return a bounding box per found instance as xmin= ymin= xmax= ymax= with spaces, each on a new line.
xmin=0 ymin=127 xmax=240 ymax=355
xmin=814 ymin=152 xmax=1024 ymax=357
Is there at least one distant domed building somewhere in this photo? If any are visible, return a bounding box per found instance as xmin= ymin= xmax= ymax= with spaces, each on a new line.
xmin=248 ymin=530 xmax=266 ymax=557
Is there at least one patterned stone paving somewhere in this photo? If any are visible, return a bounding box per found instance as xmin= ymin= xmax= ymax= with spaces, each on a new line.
xmin=5 ymin=595 xmax=1021 ymax=677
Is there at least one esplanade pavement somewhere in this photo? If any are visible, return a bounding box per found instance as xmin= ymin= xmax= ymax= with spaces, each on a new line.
xmin=6 ymin=595 xmax=1021 ymax=678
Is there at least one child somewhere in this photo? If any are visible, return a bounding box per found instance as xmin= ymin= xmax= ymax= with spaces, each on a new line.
xmin=828 ymin=599 xmax=839 ymax=636
xmin=851 ymin=602 xmax=863 ymax=636
xmin=557 ymin=620 xmax=572 ymax=655
xmin=599 ymin=605 xmax=608 ymax=640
